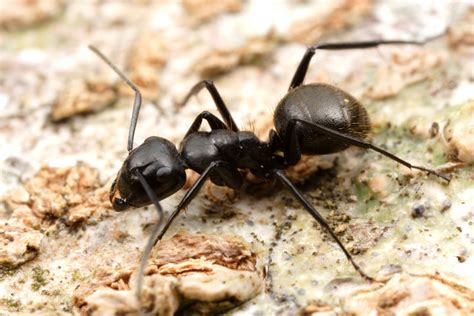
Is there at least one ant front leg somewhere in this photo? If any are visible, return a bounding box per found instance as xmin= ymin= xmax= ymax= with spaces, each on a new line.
xmin=178 ymin=80 xmax=239 ymax=131
xmin=284 ymin=119 xmax=450 ymax=181
xmin=155 ymin=161 xmax=243 ymax=242
xmin=132 ymin=170 xmax=164 ymax=307
xmin=134 ymin=161 xmax=238 ymax=312
xmin=289 ymin=34 xmax=444 ymax=90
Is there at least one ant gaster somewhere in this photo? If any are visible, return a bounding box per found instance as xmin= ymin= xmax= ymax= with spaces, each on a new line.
xmin=89 ymin=33 xmax=449 ymax=305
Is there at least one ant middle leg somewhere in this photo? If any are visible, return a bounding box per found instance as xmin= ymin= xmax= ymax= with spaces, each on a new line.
xmin=183 ymin=111 xmax=228 ymax=140
xmin=273 ymin=170 xmax=373 ymax=281
xmin=289 ymin=34 xmax=444 ymax=90
xmin=284 ymin=119 xmax=450 ymax=181
xmin=178 ymin=80 xmax=239 ymax=132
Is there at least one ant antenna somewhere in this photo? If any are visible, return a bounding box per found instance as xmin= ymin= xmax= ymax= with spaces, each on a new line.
xmin=88 ymin=45 xmax=142 ymax=152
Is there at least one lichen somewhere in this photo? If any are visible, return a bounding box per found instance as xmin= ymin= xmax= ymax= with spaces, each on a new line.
xmin=31 ymin=267 xmax=49 ymax=292
xmin=0 ymin=297 xmax=22 ymax=312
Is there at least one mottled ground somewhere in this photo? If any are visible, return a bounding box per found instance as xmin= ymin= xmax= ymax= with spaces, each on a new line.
xmin=1 ymin=1 xmax=473 ymax=315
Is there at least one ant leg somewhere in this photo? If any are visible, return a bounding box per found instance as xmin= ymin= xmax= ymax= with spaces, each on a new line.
xmin=285 ymin=119 xmax=450 ymax=181
xmin=273 ymin=170 xmax=373 ymax=281
xmin=178 ymin=80 xmax=239 ymax=132
xmin=282 ymin=125 xmax=302 ymax=166
xmin=89 ymin=45 xmax=142 ymax=152
xmin=183 ymin=111 xmax=228 ymax=140
xmin=133 ymin=171 xmax=164 ymax=306
xmin=155 ymin=161 xmax=242 ymax=244
xmin=289 ymin=33 xmax=445 ymax=90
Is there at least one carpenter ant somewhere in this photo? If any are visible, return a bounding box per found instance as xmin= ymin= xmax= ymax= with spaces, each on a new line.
xmin=89 ymin=33 xmax=449 ymax=307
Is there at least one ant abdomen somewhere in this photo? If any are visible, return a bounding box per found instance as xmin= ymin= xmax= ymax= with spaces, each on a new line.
xmin=274 ymin=83 xmax=370 ymax=155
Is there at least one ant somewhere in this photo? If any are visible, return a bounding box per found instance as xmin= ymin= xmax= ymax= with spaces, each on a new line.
xmin=89 ymin=33 xmax=449 ymax=308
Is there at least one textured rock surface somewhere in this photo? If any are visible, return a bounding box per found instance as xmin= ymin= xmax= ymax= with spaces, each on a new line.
xmin=0 ymin=225 xmax=43 ymax=268
xmin=304 ymin=273 xmax=474 ymax=315
xmin=73 ymin=234 xmax=263 ymax=315
xmin=0 ymin=0 xmax=473 ymax=314
xmin=343 ymin=273 xmax=474 ymax=315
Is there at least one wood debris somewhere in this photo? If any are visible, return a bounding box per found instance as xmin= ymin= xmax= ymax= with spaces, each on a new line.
xmin=4 ymin=164 xmax=111 ymax=228
xmin=343 ymin=273 xmax=474 ymax=315
xmin=289 ymin=0 xmax=373 ymax=45
xmin=0 ymin=225 xmax=43 ymax=268
xmin=117 ymin=32 xmax=168 ymax=99
xmin=51 ymin=78 xmax=117 ymax=122
xmin=368 ymin=174 xmax=392 ymax=198
xmin=73 ymin=233 xmax=263 ymax=315
xmin=182 ymin=0 xmax=243 ymax=25
xmin=150 ymin=233 xmax=256 ymax=271
xmin=447 ymin=7 xmax=474 ymax=49
xmin=0 ymin=0 xmax=66 ymax=31
xmin=364 ymin=49 xmax=445 ymax=100
xmin=0 ymin=165 xmax=112 ymax=268
xmin=192 ymin=31 xmax=277 ymax=77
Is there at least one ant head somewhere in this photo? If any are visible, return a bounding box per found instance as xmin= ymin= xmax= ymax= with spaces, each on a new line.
xmin=110 ymin=136 xmax=186 ymax=211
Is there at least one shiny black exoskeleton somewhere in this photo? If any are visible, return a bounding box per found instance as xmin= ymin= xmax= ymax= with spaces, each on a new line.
xmin=89 ymin=34 xmax=449 ymax=305
xmin=110 ymin=136 xmax=186 ymax=210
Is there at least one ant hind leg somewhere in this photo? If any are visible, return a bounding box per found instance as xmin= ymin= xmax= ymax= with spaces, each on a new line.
xmin=284 ymin=119 xmax=450 ymax=181
xmin=289 ymin=34 xmax=444 ymax=90
xmin=273 ymin=170 xmax=374 ymax=281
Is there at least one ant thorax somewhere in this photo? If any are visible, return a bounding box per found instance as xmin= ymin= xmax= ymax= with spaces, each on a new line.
xmin=180 ymin=129 xmax=280 ymax=184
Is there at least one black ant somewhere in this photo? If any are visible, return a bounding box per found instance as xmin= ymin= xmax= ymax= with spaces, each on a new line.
xmin=89 ymin=33 xmax=449 ymax=307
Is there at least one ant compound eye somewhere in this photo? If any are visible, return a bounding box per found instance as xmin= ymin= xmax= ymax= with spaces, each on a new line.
xmin=112 ymin=197 xmax=128 ymax=211
xmin=115 ymin=198 xmax=126 ymax=205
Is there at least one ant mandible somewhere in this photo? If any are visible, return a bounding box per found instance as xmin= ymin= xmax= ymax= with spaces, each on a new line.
xmin=89 ymin=33 xmax=449 ymax=304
